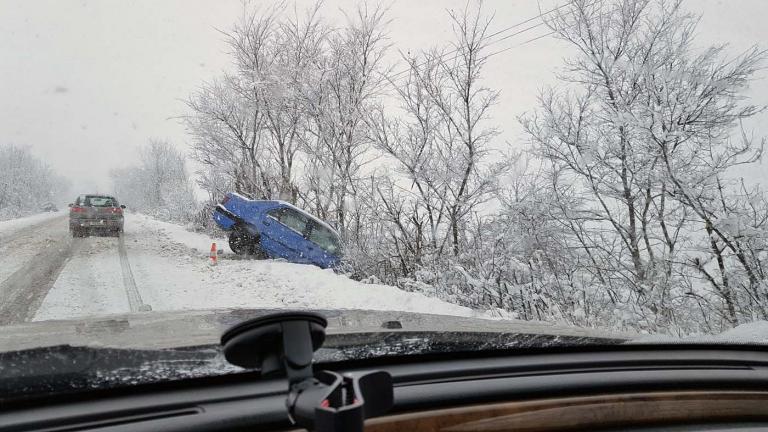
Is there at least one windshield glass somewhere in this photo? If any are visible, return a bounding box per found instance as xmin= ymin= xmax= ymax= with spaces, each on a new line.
xmin=1 ymin=0 xmax=768 ymax=399
xmin=78 ymin=195 xmax=118 ymax=207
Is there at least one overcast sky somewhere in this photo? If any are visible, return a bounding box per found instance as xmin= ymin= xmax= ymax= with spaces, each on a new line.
xmin=2 ymin=0 xmax=768 ymax=194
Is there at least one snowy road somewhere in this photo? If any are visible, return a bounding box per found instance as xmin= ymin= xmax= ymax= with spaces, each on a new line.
xmin=0 ymin=212 xmax=500 ymax=325
xmin=0 ymin=214 xmax=74 ymax=324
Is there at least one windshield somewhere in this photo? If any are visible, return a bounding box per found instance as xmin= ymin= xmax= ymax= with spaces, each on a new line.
xmin=1 ymin=0 xmax=768 ymax=399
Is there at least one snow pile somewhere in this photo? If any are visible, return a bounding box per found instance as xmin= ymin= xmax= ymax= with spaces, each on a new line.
xmin=0 ymin=211 xmax=67 ymax=291
xmin=631 ymin=320 xmax=768 ymax=344
xmin=128 ymin=213 xmax=219 ymax=254
xmin=0 ymin=211 xmax=64 ymax=236
xmin=717 ymin=321 xmax=768 ymax=343
xmin=206 ymin=260 xmax=482 ymax=316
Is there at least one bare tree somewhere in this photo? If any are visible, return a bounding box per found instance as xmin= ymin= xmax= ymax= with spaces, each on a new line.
xmin=370 ymin=2 xmax=501 ymax=258
xmin=231 ymin=2 xmax=329 ymax=201
xmin=186 ymin=2 xmax=328 ymax=203
xmin=298 ymin=4 xmax=391 ymax=229
xmin=185 ymin=75 xmax=278 ymax=199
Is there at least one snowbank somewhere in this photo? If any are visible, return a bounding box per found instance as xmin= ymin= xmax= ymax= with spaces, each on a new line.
xmin=631 ymin=320 xmax=768 ymax=344
xmin=128 ymin=213 xmax=220 ymax=254
xmin=126 ymin=213 xmax=495 ymax=319
xmin=717 ymin=321 xmax=768 ymax=343
xmin=0 ymin=211 xmax=64 ymax=236
xmin=0 ymin=211 xmax=68 ymax=293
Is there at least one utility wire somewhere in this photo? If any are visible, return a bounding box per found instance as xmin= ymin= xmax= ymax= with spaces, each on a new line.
xmin=487 ymin=5 xmax=610 ymax=59
xmin=388 ymin=0 xmax=597 ymax=82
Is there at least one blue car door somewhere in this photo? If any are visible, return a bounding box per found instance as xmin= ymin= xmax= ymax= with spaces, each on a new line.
xmin=261 ymin=207 xmax=312 ymax=263
xmin=305 ymin=220 xmax=342 ymax=268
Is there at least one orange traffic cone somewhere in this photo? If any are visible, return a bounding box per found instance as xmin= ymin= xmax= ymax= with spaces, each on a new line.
xmin=210 ymin=242 xmax=217 ymax=266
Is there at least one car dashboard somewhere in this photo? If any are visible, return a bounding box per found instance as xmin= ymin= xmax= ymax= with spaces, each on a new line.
xmin=3 ymin=345 xmax=768 ymax=432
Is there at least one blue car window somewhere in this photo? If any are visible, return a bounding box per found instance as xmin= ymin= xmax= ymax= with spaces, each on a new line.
xmin=271 ymin=207 xmax=309 ymax=234
xmin=307 ymin=222 xmax=340 ymax=255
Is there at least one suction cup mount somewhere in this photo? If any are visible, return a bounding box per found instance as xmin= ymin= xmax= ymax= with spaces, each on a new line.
xmin=221 ymin=311 xmax=393 ymax=432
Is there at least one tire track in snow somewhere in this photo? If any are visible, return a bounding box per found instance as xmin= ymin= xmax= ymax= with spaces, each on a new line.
xmin=0 ymin=229 xmax=77 ymax=325
xmin=118 ymin=235 xmax=151 ymax=313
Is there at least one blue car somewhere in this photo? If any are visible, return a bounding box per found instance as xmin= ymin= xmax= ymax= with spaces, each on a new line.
xmin=213 ymin=193 xmax=342 ymax=269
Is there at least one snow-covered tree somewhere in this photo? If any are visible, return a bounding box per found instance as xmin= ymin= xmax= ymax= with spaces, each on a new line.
xmin=369 ymin=2 xmax=502 ymax=259
xmin=186 ymin=2 xmax=391 ymax=230
xmin=179 ymin=0 xmax=768 ymax=335
xmin=111 ymin=140 xmax=198 ymax=222
xmin=298 ymin=4 xmax=390 ymax=230
xmin=0 ymin=145 xmax=69 ymax=220
xmin=521 ymin=0 xmax=767 ymax=332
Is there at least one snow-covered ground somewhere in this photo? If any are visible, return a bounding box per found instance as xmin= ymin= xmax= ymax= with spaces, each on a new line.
xmin=632 ymin=320 xmax=768 ymax=344
xmin=125 ymin=213 xmax=487 ymax=317
xmin=0 ymin=211 xmax=64 ymax=236
xmin=717 ymin=321 xmax=768 ymax=342
xmin=34 ymin=212 xmax=497 ymax=321
xmin=34 ymin=237 xmax=129 ymax=321
xmin=0 ymin=211 xmax=67 ymax=288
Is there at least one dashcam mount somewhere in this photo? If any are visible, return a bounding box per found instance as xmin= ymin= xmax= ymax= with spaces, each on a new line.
xmin=221 ymin=311 xmax=393 ymax=432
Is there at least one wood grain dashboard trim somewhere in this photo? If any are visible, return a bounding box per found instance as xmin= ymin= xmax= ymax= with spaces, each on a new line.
xmin=362 ymin=391 xmax=768 ymax=431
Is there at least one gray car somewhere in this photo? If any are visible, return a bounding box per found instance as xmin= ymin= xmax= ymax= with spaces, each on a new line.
xmin=68 ymin=194 xmax=125 ymax=237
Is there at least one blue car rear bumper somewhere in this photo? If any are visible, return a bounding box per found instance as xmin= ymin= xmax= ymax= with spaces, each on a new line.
xmin=213 ymin=205 xmax=238 ymax=230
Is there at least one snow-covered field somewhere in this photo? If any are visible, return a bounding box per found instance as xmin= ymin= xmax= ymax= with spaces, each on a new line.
xmin=33 ymin=212 xmax=495 ymax=321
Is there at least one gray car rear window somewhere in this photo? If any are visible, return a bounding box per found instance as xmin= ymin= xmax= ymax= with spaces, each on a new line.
xmin=77 ymin=195 xmax=118 ymax=207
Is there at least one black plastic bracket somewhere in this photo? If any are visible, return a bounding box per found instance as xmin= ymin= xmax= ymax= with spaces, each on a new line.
xmin=289 ymin=370 xmax=393 ymax=431
xmin=221 ymin=311 xmax=393 ymax=432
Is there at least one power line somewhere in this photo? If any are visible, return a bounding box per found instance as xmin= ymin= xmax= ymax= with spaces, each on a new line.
xmin=388 ymin=0 xmax=593 ymax=83
xmin=487 ymin=7 xmax=610 ymax=59
xmin=487 ymin=29 xmax=560 ymax=59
